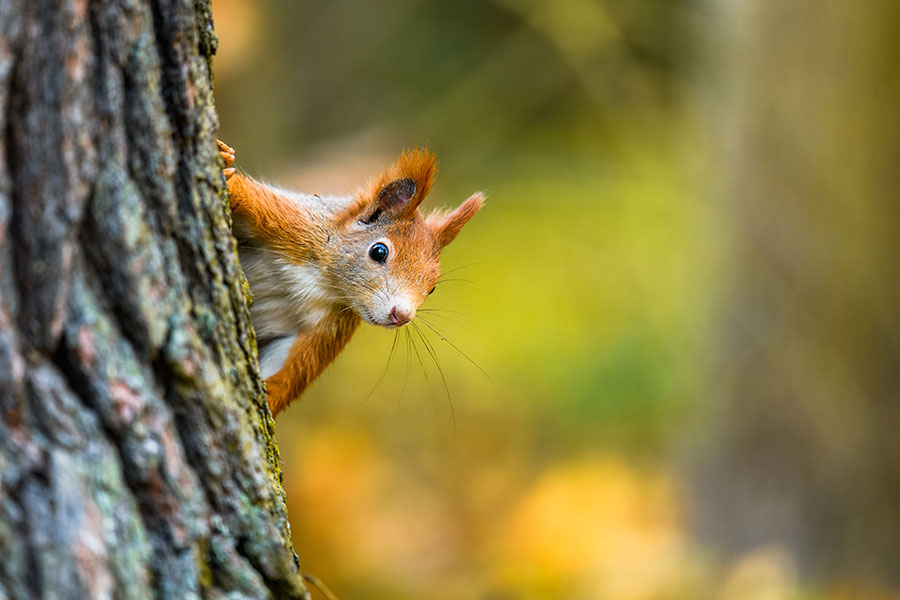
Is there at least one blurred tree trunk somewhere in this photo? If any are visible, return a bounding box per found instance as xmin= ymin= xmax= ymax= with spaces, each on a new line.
xmin=696 ymin=0 xmax=900 ymax=583
xmin=0 ymin=1 xmax=308 ymax=598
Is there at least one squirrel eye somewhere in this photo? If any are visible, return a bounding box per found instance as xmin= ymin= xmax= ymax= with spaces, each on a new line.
xmin=428 ymin=286 xmax=436 ymax=295
xmin=368 ymin=242 xmax=389 ymax=264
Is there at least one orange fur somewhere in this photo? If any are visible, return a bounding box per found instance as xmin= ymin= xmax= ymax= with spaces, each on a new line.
xmin=427 ymin=193 xmax=485 ymax=249
xmin=228 ymin=172 xmax=322 ymax=262
xmin=265 ymin=310 xmax=360 ymax=416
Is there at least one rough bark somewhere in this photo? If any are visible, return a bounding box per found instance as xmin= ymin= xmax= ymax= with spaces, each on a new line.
xmin=0 ymin=0 xmax=308 ymax=598
xmin=694 ymin=0 xmax=900 ymax=584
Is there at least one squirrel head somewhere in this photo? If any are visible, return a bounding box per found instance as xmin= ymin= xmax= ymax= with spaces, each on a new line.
xmin=327 ymin=149 xmax=483 ymax=328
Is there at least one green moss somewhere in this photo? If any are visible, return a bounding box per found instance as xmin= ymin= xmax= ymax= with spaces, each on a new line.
xmin=195 ymin=537 xmax=213 ymax=589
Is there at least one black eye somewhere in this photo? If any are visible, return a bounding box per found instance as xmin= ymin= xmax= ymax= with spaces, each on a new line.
xmin=428 ymin=287 xmax=435 ymax=295
xmin=368 ymin=242 xmax=389 ymax=264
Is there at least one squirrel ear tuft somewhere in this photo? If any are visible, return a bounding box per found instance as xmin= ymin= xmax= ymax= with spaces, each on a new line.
xmin=395 ymin=149 xmax=436 ymax=212
xmin=348 ymin=148 xmax=438 ymax=225
xmin=428 ymin=192 xmax=484 ymax=249
xmin=376 ymin=148 xmax=436 ymax=217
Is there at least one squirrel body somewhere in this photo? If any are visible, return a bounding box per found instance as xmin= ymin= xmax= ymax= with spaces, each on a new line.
xmin=218 ymin=141 xmax=483 ymax=416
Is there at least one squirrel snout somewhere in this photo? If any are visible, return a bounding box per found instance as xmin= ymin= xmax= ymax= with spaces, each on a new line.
xmin=389 ymin=305 xmax=413 ymax=326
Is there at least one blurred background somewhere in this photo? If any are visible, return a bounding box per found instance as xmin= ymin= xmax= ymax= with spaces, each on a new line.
xmin=212 ymin=1 xmax=900 ymax=598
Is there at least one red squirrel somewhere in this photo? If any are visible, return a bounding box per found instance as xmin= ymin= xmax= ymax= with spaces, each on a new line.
xmin=217 ymin=140 xmax=483 ymax=417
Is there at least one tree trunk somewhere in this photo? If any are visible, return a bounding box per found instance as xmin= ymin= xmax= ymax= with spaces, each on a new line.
xmin=0 ymin=1 xmax=308 ymax=598
xmin=695 ymin=0 xmax=900 ymax=584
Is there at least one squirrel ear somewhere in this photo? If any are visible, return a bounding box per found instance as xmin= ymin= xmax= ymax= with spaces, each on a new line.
xmin=379 ymin=149 xmax=436 ymax=217
xmin=349 ymin=149 xmax=437 ymax=225
xmin=358 ymin=178 xmax=417 ymax=224
xmin=377 ymin=178 xmax=416 ymax=210
xmin=428 ymin=192 xmax=484 ymax=249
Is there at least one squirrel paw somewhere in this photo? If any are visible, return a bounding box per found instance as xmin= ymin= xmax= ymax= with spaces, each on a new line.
xmin=217 ymin=139 xmax=236 ymax=179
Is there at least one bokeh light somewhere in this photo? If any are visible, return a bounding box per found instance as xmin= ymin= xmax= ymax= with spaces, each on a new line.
xmin=213 ymin=1 xmax=900 ymax=598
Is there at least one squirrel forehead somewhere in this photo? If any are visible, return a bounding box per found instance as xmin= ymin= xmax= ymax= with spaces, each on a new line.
xmin=382 ymin=215 xmax=440 ymax=256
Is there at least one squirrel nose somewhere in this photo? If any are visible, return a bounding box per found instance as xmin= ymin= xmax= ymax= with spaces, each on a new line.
xmin=389 ymin=305 xmax=412 ymax=326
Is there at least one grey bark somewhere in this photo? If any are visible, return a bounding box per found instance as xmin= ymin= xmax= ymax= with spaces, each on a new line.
xmin=0 ymin=0 xmax=308 ymax=598
xmin=694 ymin=0 xmax=900 ymax=584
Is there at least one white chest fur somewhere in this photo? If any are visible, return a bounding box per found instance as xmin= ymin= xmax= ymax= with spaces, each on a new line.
xmin=239 ymin=247 xmax=335 ymax=340
xmin=257 ymin=334 xmax=297 ymax=379
xmin=238 ymin=245 xmax=339 ymax=377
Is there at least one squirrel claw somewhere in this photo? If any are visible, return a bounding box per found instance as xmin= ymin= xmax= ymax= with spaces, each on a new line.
xmin=217 ymin=139 xmax=235 ymax=166
xmin=217 ymin=138 xmax=234 ymax=154
xmin=217 ymin=139 xmax=236 ymax=179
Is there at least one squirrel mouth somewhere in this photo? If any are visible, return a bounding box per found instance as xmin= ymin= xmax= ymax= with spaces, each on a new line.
xmin=359 ymin=307 xmax=412 ymax=329
xmin=358 ymin=309 xmax=394 ymax=329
